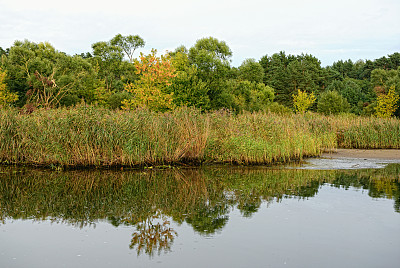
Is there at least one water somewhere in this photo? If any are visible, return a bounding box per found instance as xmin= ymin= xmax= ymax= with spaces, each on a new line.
xmin=0 ymin=164 xmax=399 ymax=268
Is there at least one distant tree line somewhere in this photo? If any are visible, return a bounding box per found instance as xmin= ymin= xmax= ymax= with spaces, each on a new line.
xmin=0 ymin=35 xmax=399 ymax=116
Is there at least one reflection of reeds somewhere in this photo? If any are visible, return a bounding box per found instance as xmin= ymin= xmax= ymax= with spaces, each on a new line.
xmin=1 ymin=165 xmax=399 ymax=257
xmin=1 ymin=165 xmax=399 ymax=227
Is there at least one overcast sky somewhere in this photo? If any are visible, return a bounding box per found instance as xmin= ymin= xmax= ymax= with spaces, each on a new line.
xmin=1 ymin=0 xmax=399 ymax=66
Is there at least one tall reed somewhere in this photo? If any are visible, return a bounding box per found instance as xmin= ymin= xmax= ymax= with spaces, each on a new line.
xmin=0 ymin=106 xmax=399 ymax=168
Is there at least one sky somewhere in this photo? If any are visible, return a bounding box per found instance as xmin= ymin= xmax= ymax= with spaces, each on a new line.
xmin=1 ymin=0 xmax=399 ymax=67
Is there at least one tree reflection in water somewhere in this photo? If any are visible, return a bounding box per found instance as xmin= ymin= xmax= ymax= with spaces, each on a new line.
xmin=129 ymin=211 xmax=177 ymax=256
xmin=0 ymin=164 xmax=399 ymax=256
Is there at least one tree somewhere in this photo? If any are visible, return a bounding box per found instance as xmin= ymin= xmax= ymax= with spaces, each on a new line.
xmin=122 ymin=49 xmax=176 ymax=111
xmin=2 ymin=40 xmax=95 ymax=107
xmin=110 ymin=34 xmax=145 ymax=63
xmin=287 ymin=54 xmax=323 ymax=100
xmin=292 ymin=89 xmax=316 ymax=113
xmin=370 ymin=68 xmax=400 ymax=93
xmin=317 ymin=90 xmax=350 ymax=115
xmin=375 ymin=86 xmax=399 ymax=117
xmin=327 ymin=78 xmax=368 ymax=114
xmin=260 ymin=51 xmax=295 ymax=106
xmin=168 ymin=50 xmax=210 ymax=109
xmin=0 ymin=67 xmax=18 ymax=107
xmin=90 ymin=40 xmax=135 ymax=91
xmin=260 ymin=52 xmax=323 ymax=108
xmin=238 ymin=58 xmax=264 ymax=83
xmin=227 ymin=80 xmax=274 ymax=113
xmin=188 ymin=37 xmax=232 ymax=109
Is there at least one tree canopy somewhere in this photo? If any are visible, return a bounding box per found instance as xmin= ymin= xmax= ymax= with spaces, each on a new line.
xmin=0 ymin=36 xmax=398 ymax=116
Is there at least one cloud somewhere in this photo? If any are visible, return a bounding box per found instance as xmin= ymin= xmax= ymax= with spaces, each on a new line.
xmin=1 ymin=0 xmax=399 ymax=66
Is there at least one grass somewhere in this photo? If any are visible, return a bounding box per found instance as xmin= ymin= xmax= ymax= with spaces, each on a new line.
xmin=0 ymin=106 xmax=399 ymax=168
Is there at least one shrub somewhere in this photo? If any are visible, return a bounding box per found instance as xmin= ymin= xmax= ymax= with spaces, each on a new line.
xmin=317 ymin=90 xmax=350 ymax=115
xmin=292 ymin=89 xmax=316 ymax=113
xmin=375 ymin=86 xmax=399 ymax=118
xmin=0 ymin=68 xmax=18 ymax=107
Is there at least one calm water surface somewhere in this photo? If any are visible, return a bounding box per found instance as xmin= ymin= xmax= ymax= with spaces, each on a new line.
xmin=0 ymin=164 xmax=399 ymax=267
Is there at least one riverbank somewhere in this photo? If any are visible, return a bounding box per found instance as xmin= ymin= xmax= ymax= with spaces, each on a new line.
xmin=1 ymin=106 xmax=399 ymax=168
xmin=322 ymin=149 xmax=400 ymax=160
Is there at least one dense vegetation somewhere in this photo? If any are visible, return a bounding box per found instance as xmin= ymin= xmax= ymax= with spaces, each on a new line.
xmin=0 ymin=35 xmax=399 ymax=168
xmin=1 ymin=35 xmax=399 ymax=116
xmin=0 ymin=106 xmax=399 ymax=168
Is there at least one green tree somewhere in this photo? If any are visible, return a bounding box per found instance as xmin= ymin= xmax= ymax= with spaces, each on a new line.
xmin=110 ymin=34 xmax=145 ymax=63
xmin=260 ymin=51 xmax=294 ymax=106
xmin=90 ymin=40 xmax=136 ymax=91
xmin=371 ymin=68 xmax=400 ymax=93
xmin=227 ymin=80 xmax=274 ymax=113
xmin=0 ymin=67 xmax=18 ymax=107
xmin=317 ymin=90 xmax=350 ymax=115
xmin=188 ymin=37 xmax=232 ymax=109
xmin=327 ymin=78 xmax=368 ymax=114
xmin=238 ymin=58 xmax=264 ymax=83
xmin=168 ymin=50 xmax=210 ymax=109
xmin=260 ymin=52 xmax=323 ymax=108
xmin=2 ymin=40 xmax=95 ymax=107
xmin=287 ymin=54 xmax=323 ymax=94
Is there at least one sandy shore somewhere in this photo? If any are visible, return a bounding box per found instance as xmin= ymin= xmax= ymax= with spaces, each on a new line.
xmin=322 ymin=149 xmax=400 ymax=160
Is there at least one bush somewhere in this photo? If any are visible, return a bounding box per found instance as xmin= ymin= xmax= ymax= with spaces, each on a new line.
xmin=317 ymin=90 xmax=350 ymax=115
xmin=266 ymin=102 xmax=292 ymax=115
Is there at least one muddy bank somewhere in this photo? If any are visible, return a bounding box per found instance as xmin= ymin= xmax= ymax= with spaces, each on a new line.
xmin=300 ymin=149 xmax=400 ymax=170
xmin=322 ymin=149 xmax=400 ymax=160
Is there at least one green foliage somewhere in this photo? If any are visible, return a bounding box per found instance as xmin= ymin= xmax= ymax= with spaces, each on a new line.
xmin=188 ymin=37 xmax=232 ymax=109
xmin=226 ymin=80 xmax=274 ymax=113
xmin=1 ymin=36 xmax=399 ymax=116
xmin=260 ymin=52 xmax=323 ymax=107
xmin=265 ymin=102 xmax=293 ymax=115
xmin=168 ymin=51 xmax=210 ymax=109
xmin=2 ymin=40 xmax=96 ymax=107
xmin=317 ymin=90 xmax=350 ymax=115
xmin=327 ymin=78 xmax=370 ymax=114
xmin=0 ymin=68 xmax=18 ymax=107
xmin=371 ymin=68 xmax=400 ymax=93
xmin=90 ymin=38 xmax=138 ymax=92
xmin=238 ymin=58 xmax=264 ymax=83
xmin=107 ymin=91 xmax=132 ymax=109
xmin=110 ymin=34 xmax=145 ymax=63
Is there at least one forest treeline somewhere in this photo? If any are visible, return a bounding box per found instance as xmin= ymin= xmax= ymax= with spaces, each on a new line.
xmin=0 ymin=35 xmax=399 ymax=116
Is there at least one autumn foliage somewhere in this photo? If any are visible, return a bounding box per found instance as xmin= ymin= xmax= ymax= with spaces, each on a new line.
xmin=0 ymin=68 xmax=18 ymax=107
xmin=292 ymin=89 xmax=316 ymax=113
xmin=375 ymin=86 xmax=399 ymax=118
xmin=122 ymin=49 xmax=176 ymax=111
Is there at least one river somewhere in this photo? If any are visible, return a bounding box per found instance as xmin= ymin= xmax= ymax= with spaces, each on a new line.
xmin=0 ymin=159 xmax=399 ymax=267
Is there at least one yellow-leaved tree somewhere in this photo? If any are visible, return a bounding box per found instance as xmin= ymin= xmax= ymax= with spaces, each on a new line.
xmin=292 ymin=89 xmax=316 ymax=113
xmin=0 ymin=67 xmax=18 ymax=107
xmin=122 ymin=49 xmax=176 ymax=111
xmin=375 ymin=86 xmax=399 ymax=117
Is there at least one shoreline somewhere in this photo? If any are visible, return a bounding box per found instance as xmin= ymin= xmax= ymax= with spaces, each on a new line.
xmin=321 ymin=149 xmax=400 ymax=160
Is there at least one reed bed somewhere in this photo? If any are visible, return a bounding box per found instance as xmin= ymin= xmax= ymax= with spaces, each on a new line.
xmin=0 ymin=106 xmax=399 ymax=167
